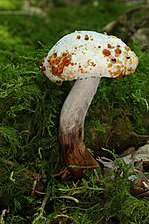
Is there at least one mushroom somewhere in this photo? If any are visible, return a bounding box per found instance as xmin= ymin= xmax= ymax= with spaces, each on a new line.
xmin=40 ymin=31 xmax=138 ymax=177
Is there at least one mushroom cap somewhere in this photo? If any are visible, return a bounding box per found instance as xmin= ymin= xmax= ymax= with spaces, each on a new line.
xmin=40 ymin=31 xmax=138 ymax=81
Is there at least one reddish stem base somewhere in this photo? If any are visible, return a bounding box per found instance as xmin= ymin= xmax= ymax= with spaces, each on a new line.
xmin=60 ymin=126 xmax=99 ymax=177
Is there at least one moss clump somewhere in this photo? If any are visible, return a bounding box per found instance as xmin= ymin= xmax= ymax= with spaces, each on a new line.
xmin=0 ymin=0 xmax=149 ymax=223
xmin=93 ymin=175 xmax=149 ymax=224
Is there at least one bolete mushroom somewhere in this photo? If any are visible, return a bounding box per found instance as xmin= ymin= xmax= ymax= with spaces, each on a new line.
xmin=40 ymin=31 xmax=138 ymax=177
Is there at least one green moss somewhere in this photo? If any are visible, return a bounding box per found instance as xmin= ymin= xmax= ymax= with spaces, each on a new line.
xmin=0 ymin=0 xmax=148 ymax=223
xmin=0 ymin=0 xmax=22 ymax=10
xmin=85 ymin=48 xmax=149 ymax=152
xmin=88 ymin=162 xmax=149 ymax=224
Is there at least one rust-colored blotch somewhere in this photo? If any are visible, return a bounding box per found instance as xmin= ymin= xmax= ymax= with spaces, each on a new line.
xmin=114 ymin=69 xmax=123 ymax=77
xmin=77 ymin=35 xmax=81 ymax=39
xmin=127 ymin=67 xmax=135 ymax=73
xmin=55 ymin=58 xmax=60 ymax=65
xmin=52 ymin=52 xmax=57 ymax=58
xmin=84 ymin=34 xmax=89 ymax=40
xmin=107 ymin=44 xmax=114 ymax=49
xmin=39 ymin=59 xmax=46 ymax=72
xmin=115 ymin=48 xmax=122 ymax=57
xmin=90 ymin=61 xmax=96 ymax=67
xmin=102 ymin=49 xmax=111 ymax=56
xmin=40 ymin=65 xmax=46 ymax=72
xmin=117 ymin=73 xmax=125 ymax=78
xmin=109 ymin=68 xmax=122 ymax=78
xmin=48 ymin=52 xmax=72 ymax=77
xmin=125 ymin=46 xmax=130 ymax=51
xmin=108 ymin=63 xmax=113 ymax=68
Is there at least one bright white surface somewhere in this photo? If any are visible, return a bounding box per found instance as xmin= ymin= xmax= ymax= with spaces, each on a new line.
xmin=41 ymin=31 xmax=138 ymax=81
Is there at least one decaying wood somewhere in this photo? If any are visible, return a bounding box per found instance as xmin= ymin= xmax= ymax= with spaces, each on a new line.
xmin=98 ymin=144 xmax=149 ymax=197
xmin=103 ymin=6 xmax=149 ymax=33
xmin=103 ymin=6 xmax=149 ymax=50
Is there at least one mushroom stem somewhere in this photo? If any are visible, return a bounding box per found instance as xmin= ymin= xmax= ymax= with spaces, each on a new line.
xmin=59 ymin=77 xmax=100 ymax=177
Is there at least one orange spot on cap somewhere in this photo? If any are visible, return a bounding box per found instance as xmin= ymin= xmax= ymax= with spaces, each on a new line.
xmin=40 ymin=65 xmax=46 ymax=72
xmin=52 ymin=53 xmax=57 ymax=58
xmin=108 ymin=43 xmax=114 ymax=49
xmin=48 ymin=51 xmax=72 ymax=78
xmin=102 ymin=49 xmax=111 ymax=56
xmin=57 ymin=67 xmax=63 ymax=74
xmin=108 ymin=63 xmax=113 ymax=68
xmin=107 ymin=44 xmax=112 ymax=48
xmin=115 ymin=48 xmax=122 ymax=57
xmin=125 ymin=46 xmax=130 ymax=51
xmin=84 ymin=34 xmax=89 ymax=40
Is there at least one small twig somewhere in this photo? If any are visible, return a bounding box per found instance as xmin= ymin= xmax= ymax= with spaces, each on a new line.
xmin=41 ymin=191 xmax=50 ymax=211
xmin=136 ymin=189 xmax=149 ymax=198
xmin=54 ymin=214 xmax=73 ymax=221
xmin=130 ymin=132 xmax=149 ymax=141
xmin=37 ymin=41 xmax=45 ymax=47
xmin=53 ymin=167 xmax=68 ymax=178
xmin=0 ymin=209 xmax=8 ymax=224
xmin=59 ymin=195 xmax=79 ymax=204
xmin=0 ymin=10 xmax=31 ymax=15
xmin=0 ymin=9 xmax=46 ymax=17
xmin=94 ymin=169 xmax=100 ymax=180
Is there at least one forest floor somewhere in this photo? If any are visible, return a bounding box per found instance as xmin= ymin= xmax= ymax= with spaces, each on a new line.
xmin=0 ymin=0 xmax=149 ymax=223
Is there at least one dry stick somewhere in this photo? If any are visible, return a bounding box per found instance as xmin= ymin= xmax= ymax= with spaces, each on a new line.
xmin=0 ymin=209 xmax=8 ymax=224
xmin=59 ymin=195 xmax=79 ymax=204
xmin=0 ymin=10 xmax=46 ymax=17
xmin=41 ymin=191 xmax=50 ymax=211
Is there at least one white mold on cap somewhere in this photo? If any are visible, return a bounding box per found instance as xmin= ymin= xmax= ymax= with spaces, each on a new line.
xmin=40 ymin=31 xmax=138 ymax=81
